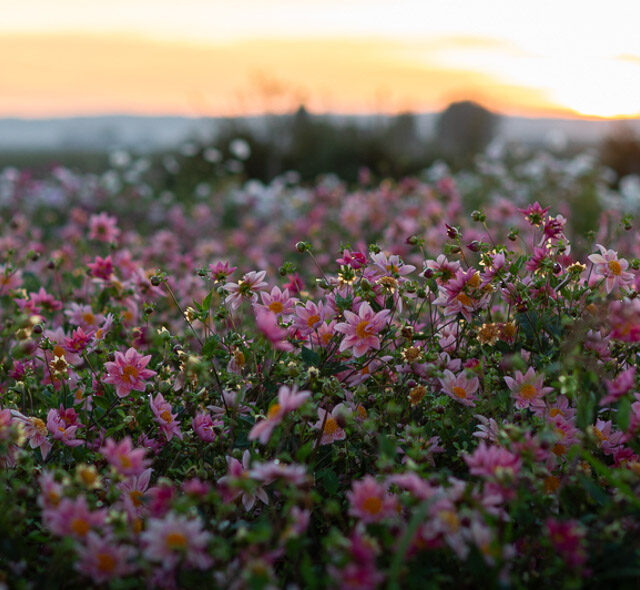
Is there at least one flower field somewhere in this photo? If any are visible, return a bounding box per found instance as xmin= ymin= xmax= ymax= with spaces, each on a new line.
xmin=1 ymin=147 xmax=640 ymax=589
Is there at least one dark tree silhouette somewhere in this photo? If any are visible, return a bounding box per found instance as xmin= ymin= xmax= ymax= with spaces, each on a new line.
xmin=436 ymin=101 xmax=499 ymax=162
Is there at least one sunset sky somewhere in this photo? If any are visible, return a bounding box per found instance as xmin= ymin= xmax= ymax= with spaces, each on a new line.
xmin=3 ymin=0 xmax=640 ymax=119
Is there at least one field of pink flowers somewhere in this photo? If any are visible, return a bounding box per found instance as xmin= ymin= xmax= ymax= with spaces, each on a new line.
xmin=1 ymin=149 xmax=640 ymax=588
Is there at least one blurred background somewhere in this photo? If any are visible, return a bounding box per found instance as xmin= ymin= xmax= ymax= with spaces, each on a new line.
xmin=3 ymin=0 xmax=640 ymax=183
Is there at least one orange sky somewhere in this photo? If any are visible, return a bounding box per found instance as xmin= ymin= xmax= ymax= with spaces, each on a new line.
xmin=4 ymin=0 xmax=640 ymax=119
xmin=0 ymin=34 xmax=579 ymax=118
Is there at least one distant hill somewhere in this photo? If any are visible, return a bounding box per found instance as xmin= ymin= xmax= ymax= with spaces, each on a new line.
xmin=0 ymin=113 xmax=639 ymax=153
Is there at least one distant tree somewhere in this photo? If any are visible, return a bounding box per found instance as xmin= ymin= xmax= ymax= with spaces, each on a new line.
xmin=600 ymin=124 xmax=640 ymax=184
xmin=436 ymin=101 xmax=499 ymax=162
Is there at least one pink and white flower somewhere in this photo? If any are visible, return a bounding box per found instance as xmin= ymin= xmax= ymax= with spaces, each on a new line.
xmin=335 ymin=301 xmax=390 ymax=357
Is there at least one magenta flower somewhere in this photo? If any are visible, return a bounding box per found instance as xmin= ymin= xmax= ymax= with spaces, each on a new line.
xmin=46 ymin=407 xmax=83 ymax=447
xmin=43 ymin=496 xmax=106 ymax=540
xmin=249 ymin=385 xmax=311 ymax=445
xmin=335 ymin=302 xmax=390 ymax=357
xmin=75 ymin=532 xmax=135 ymax=584
xmin=504 ymin=367 xmax=553 ymax=410
xmin=100 ymin=436 xmax=150 ymax=476
xmin=87 ymin=255 xmax=114 ymax=281
xmin=103 ymin=347 xmax=156 ymax=398
xmin=546 ymin=518 xmax=587 ymax=569
xmin=347 ymin=476 xmax=398 ymax=524
xmin=254 ymin=308 xmax=294 ymax=352
xmin=149 ymin=393 xmax=183 ymax=441
xmin=208 ymin=260 xmax=237 ymax=281
xmin=464 ymin=441 xmax=521 ymax=479
xmin=141 ymin=512 xmax=212 ymax=570
xmin=602 ymin=366 xmax=636 ymax=406
xmin=192 ymin=412 xmax=221 ymax=443
xmin=439 ymin=369 xmax=480 ymax=407
xmin=88 ymin=212 xmax=120 ymax=243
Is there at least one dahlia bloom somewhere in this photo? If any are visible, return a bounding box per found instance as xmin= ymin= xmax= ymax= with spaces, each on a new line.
xmin=87 ymin=255 xmax=114 ymax=281
xmin=608 ymin=298 xmax=640 ymax=343
xmin=254 ymin=308 xmax=294 ymax=352
xmin=439 ymin=369 xmax=480 ymax=407
xmin=312 ymin=406 xmax=347 ymax=445
xmin=218 ymin=450 xmax=269 ymax=511
xmin=10 ymin=410 xmax=51 ymax=459
xmin=546 ymin=518 xmax=586 ymax=569
xmin=588 ymin=244 xmax=634 ymax=293
xmin=249 ymin=385 xmax=310 ymax=444
xmin=464 ymin=441 xmax=521 ymax=479
xmin=258 ymin=286 xmax=297 ymax=317
xmin=602 ymin=366 xmax=636 ymax=406
xmin=43 ymin=496 xmax=106 ymax=540
xmin=103 ymin=347 xmax=156 ymax=398
xmin=504 ymin=367 xmax=553 ymax=410
xmin=46 ymin=407 xmax=83 ymax=447
xmin=75 ymin=532 xmax=135 ymax=584
xmin=100 ymin=436 xmax=150 ymax=477
xmin=192 ymin=412 xmax=221 ymax=443
xmin=335 ymin=302 xmax=390 ymax=357
xmin=149 ymin=393 xmax=183 ymax=441
xmin=88 ymin=212 xmax=120 ymax=243
xmin=347 ymin=476 xmax=398 ymax=524
xmin=369 ymin=251 xmax=416 ymax=281
xmin=293 ymin=300 xmax=327 ymax=338
xmin=118 ymin=467 xmax=153 ymax=517
xmin=141 ymin=512 xmax=212 ymax=570
xmin=224 ymin=270 xmax=268 ymax=310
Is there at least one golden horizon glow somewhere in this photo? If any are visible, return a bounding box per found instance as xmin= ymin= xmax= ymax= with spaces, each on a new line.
xmin=4 ymin=0 xmax=640 ymax=120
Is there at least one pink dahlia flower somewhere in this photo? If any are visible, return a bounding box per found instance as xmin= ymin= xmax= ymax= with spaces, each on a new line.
xmin=103 ymin=347 xmax=156 ymax=398
xmin=335 ymin=302 xmax=390 ymax=357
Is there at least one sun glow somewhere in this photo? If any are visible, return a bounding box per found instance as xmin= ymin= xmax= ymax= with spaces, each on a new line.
xmin=3 ymin=0 xmax=640 ymax=118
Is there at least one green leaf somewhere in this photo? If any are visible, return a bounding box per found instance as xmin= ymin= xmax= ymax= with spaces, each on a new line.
xmin=201 ymin=334 xmax=222 ymax=358
xmin=317 ymin=468 xmax=339 ymax=495
xmin=300 ymin=347 xmax=321 ymax=367
xmin=617 ymin=397 xmax=632 ymax=432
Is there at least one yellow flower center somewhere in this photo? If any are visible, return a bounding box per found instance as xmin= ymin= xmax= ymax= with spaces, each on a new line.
xmin=549 ymin=408 xmax=564 ymax=418
xmin=71 ymin=518 xmax=90 ymax=537
xmin=356 ymin=320 xmax=371 ymax=339
xmin=552 ymin=443 xmax=566 ymax=456
xmin=166 ymin=532 xmax=187 ymax=550
xmin=268 ymin=301 xmax=284 ymax=314
xmin=119 ymin=453 xmax=133 ymax=468
xmin=129 ymin=490 xmax=143 ymax=507
xmin=438 ymin=510 xmax=460 ymax=531
xmin=306 ymin=314 xmax=320 ymax=328
xmin=362 ymin=496 xmax=383 ymax=515
xmin=82 ymin=312 xmax=96 ymax=325
xmin=452 ymin=386 xmax=467 ymax=399
xmin=160 ymin=409 xmax=172 ymax=423
xmin=267 ymin=403 xmax=281 ymax=420
xmin=323 ymin=416 xmax=339 ymax=436
xmin=608 ymin=260 xmax=622 ymax=276
xmin=30 ymin=417 xmax=46 ymax=434
xmin=53 ymin=345 xmax=66 ymax=358
xmin=122 ymin=365 xmax=139 ymax=384
xmin=456 ymin=292 xmax=473 ymax=307
xmin=520 ymin=383 xmax=537 ymax=400
xmin=96 ymin=553 xmax=116 ymax=573
xmin=468 ymin=272 xmax=481 ymax=289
